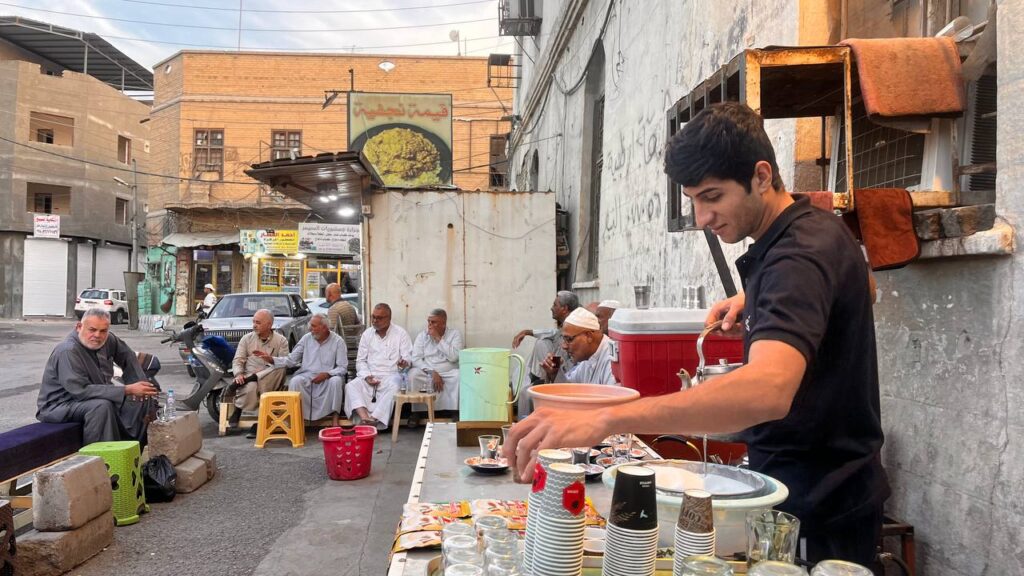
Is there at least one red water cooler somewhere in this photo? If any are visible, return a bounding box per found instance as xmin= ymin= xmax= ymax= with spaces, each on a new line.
xmin=609 ymin=308 xmax=745 ymax=397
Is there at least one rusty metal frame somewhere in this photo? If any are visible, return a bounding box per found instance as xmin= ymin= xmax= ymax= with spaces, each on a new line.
xmin=666 ymin=45 xmax=856 ymax=234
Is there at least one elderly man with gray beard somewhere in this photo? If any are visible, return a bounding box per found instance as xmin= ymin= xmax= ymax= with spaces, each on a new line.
xmin=36 ymin=308 xmax=159 ymax=445
xmin=253 ymin=313 xmax=347 ymax=427
xmin=226 ymin=308 xmax=289 ymax=435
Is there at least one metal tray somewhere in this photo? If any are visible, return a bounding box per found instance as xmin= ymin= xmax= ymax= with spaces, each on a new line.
xmin=635 ymin=460 xmax=769 ymax=500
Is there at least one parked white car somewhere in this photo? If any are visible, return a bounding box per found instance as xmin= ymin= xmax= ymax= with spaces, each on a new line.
xmin=75 ymin=288 xmax=129 ymax=324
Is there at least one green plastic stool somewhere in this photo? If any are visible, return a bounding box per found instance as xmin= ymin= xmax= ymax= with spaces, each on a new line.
xmin=79 ymin=441 xmax=150 ymax=526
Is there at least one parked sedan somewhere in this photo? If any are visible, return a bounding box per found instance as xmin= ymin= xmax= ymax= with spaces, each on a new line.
xmin=201 ymin=292 xmax=312 ymax=349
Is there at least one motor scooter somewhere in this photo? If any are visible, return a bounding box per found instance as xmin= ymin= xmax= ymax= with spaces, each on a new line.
xmin=154 ymin=319 xmax=232 ymax=421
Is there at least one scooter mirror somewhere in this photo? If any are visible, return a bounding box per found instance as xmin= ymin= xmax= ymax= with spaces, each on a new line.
xmin=153 ymin=319 xmax=164 ymax=331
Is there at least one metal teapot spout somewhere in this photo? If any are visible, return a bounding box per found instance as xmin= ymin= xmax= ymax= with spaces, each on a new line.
xmin=678 ymin=368 xmax=693 ymax=390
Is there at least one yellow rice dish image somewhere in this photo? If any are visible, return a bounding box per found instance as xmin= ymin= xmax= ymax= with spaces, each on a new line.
xmin=363 ymin=127 xmax=443 ymax=187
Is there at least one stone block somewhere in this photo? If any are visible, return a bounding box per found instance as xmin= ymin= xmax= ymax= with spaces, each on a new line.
xmin=17 ymin=511 xmax=114 ymax=576
xmin=913 ymin=209 xmax=943 ymax=240
xmin=32 ymin=455 xmax=112 ymax=532
xmin=192 ymin=448 xmax=217 ymax=481
xmin=174 ymin=456 xmax=210 ymax=494
xmin=940 ymin=204 xmax=996 ymax=238
xmin=148 ymin=412 xmax=202 ymax=465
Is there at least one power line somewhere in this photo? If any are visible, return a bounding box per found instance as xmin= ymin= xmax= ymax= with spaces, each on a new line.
xmin=0 ymin=3 xmax=495 ymax=33
xmin=119 ymin=0 xmax=494 ymax=14
xmin=102 ymin=31 xmax=507 ymax=52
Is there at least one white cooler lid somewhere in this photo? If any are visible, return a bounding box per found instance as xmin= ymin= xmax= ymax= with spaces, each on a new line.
xmin=608 ymin=307 xmax=708 ymax=334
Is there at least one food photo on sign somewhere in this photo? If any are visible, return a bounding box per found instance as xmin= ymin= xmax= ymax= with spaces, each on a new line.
xmin=348 ymin=92 xmax=453 ymax=188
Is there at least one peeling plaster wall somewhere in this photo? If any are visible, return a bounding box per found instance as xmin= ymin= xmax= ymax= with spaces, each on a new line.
xmin=510 ymin=0 xmax=799 ymax=305
xmin=871 ymin=2 xmax=1023 ymax=575
xmin=513 ymin=0 xmax=1022 ymax=573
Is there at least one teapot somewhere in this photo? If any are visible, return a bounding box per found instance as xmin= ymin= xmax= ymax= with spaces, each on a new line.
xmin=678 ymin=319 xmax=744 ymax=389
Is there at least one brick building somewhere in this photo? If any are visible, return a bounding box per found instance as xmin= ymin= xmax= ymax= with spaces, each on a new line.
xmin=147 ymin=51 xmax=512 ymax=314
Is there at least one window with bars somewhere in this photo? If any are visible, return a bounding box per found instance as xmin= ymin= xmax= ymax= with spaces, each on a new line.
xmin=194 ymin=129 xmax=224 ymax=179
xmin=272 ymin=130 xmax=302 ymax=160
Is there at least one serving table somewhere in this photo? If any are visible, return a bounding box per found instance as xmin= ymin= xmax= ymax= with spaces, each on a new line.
xmin=386 ymin=423 xmax=662 ymax=576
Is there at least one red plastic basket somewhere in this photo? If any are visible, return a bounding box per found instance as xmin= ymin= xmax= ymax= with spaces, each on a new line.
xmin=319 ymin=426 xmax=378 ymax=481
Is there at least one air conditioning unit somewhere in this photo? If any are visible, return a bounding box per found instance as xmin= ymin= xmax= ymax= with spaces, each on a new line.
xmin=827 ymin=106 xmax=956 ymax=194
xmin=499 ymin=0 xmax=542 ymax=36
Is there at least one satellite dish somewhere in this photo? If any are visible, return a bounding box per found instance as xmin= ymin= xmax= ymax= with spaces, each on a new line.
xmin=449 ymin=30 xmax=460 ymax=42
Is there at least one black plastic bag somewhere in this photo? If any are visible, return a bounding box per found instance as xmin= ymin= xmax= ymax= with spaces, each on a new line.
xmin=142 ymin=455 xmax=177 ymax=502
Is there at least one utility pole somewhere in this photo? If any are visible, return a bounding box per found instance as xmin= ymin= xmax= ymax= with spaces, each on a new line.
xmin=130 ymin=158 xmax=138 ymax=272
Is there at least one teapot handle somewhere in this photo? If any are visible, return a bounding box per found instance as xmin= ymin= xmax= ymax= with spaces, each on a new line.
xmin=696 ymin=320 xmax=723 ymax=375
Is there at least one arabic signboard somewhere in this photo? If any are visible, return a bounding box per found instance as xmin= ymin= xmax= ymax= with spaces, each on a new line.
xmin=33 ymin=214 xmax=60 ymax=238
xmin=298 ymin=223 xmax=360 ymax=255
xmin=348 ymin=92 xmax=453 ymax=188
xmin=239 ymin=229 xmax=299 ymax=254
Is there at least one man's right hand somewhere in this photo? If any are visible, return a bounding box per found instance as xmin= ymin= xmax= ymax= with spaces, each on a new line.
xmin=125 ymin=381 xmax=158 ymax=397
xmin=512 ymin=329 xmax=533 ymax=348
xmin=366 ymin=376 xmax=380 ymax=386
xmin=540 ymin=353 xmax=559 ymax=382
xmin=233 ymin=374 xmax=246 ymax=385
xmin=251 ymin=350 xmax=273 ymax=362
xmin=705 ymin=293 xmax=746 ymax=337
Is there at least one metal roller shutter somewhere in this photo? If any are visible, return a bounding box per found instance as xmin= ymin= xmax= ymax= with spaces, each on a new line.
xmin=23 ymin=238 xmax=69 ymax=316
xmin=95 ymin=246 xmax=129 ymax=290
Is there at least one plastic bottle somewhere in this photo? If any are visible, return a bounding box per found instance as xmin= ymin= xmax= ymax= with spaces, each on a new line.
xmin=166 ymin=389 xmax=177 ymax=420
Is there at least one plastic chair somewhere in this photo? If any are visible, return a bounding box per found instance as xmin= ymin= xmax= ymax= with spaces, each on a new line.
xmin=254 ymin=391 xmax=305 ymax=448
xmin=78 ymin=440 xmax=149 ymax=526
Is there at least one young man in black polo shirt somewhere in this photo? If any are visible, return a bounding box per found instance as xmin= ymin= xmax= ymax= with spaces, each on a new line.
xmin=504 ymin=102 xmax=889 ymax=566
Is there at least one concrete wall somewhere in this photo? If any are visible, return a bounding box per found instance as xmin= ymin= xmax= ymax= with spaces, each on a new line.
xmin=366 ymin=190 xmax=555 ymax=348
xmin=512 ymin=0 xmax=1021 ymax=573
xmin=871 ymin=3 xmax=1022 ymax=575
xmin=0 ymin=59 xmax=153 ymax=317
xmin=509 ymin=0 xmax=800 ymax=305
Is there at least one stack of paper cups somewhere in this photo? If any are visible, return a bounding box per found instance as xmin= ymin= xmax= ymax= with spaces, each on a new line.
xmin=603 ymin=465 xmax=659 ymax=576
xmin=530 ymin=462 xmax=587 ymax=575
xmin=523 ymin=449 xmax=571 ymax=575
xmin=673 ymin=488 xmax=716 ymax=574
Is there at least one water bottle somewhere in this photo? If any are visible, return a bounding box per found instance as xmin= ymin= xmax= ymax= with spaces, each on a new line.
xmin=166 ymin=389 xmax=177 ymax=420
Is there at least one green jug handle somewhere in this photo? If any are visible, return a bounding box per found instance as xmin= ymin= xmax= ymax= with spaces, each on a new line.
xmin=507 ymin=352 xmax=526 ymax=406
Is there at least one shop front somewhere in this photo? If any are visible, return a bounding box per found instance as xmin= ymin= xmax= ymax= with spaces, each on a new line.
xmin=242 ymin=223 xmax=362 ymax=307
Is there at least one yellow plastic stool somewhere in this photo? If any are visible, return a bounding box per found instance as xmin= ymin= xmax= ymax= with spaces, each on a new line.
xmin=254 ymin=391 xmax=305 ymax=448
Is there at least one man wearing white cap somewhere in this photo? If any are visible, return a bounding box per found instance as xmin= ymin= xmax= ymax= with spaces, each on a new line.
xmin=595 ymin=300 xmax=622 ymax=335
xmin=540 ymin=308 xmax=619 ymax=386
xmin=201 ymin=283 xmax=217 ymax=315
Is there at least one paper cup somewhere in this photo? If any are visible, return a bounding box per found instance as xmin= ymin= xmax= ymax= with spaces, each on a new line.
xmin=609 ymin=465 xmax=658 ymax=530
xmin=677 ymin=488 xmax=714 ymax=533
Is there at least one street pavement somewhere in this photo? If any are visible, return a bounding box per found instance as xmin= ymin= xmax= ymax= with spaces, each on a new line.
xmin=0 ymin=319 xmax=421 ymax=576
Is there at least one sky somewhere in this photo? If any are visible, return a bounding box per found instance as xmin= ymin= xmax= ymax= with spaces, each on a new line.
xmin=0 ymin=0 xmax=514 ymax=71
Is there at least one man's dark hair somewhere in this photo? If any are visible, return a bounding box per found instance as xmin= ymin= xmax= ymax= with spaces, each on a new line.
xmin=664 ymin=102 xmax=783 ymax=193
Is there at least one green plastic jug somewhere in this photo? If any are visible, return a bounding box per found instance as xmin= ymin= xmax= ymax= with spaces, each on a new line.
xmin=458 ymin=348 xmax=525 ymax=422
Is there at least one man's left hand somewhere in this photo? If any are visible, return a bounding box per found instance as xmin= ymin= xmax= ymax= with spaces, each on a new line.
xmin=397 ymin=358 xmax=410 ymax=370
xmin=505 ymin=407 xmax=608 ymax=482
xmin=431 ymin=370 xmax=444 ymax=392
xmin=311 ymin=372 xmax=330 ymax=384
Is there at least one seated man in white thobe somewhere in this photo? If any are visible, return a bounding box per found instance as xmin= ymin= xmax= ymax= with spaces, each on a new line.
xmin=345 ymin=303 xmax=412 ymax=430
xmin=252 ymin=313 xmax=347 ymax=426
xmin=540 ymin=307 xmax=619 ymax=386
xmin=409 ymin=308 xmax=464 ymax=419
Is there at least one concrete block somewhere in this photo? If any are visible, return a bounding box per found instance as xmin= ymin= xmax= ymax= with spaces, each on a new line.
xmin=913 ymin=209 xmax=943 ymax=240
xmin=148 ymin=412 xmax=202 ymax=465
xmin=174 ymin=456 xmax=210 ymax=494
xmin=32 ymin=455 xmax=112 ymax=532
xmin=192 ymin=448 xmax=217 ymax=481
xmin=17 ymin=510 xmax=114 ymax=576
xmin=940 ymin=204 xmax=996 ymax=237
